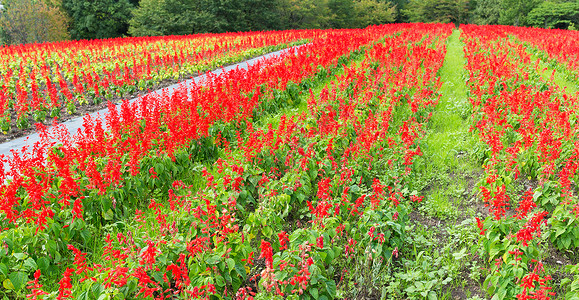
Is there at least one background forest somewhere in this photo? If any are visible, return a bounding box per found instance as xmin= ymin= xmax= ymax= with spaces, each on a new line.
xmin=0 ymin=0 xmax=577 ymax=46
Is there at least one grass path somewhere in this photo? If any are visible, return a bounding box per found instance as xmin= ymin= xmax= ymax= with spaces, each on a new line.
xmin=424 ymin=29 xmax=475 ymax=179
xmin=403 ymin=29 xmax=488 ymax=299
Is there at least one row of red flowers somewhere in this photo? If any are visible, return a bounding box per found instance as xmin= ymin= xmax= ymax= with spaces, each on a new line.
xmin=497 ymin=25 xmax=578 ymax=80
xmin=0 ymin=30 xmax=318 ymax=131
xmin=462 ymin=24 xmax=579 ymax=299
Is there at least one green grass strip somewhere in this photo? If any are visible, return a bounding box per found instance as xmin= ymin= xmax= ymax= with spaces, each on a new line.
xmin=419 ymin=29 xmax=481 ymax=190
xmin=407 ymin=29 xmax=488 ymax=299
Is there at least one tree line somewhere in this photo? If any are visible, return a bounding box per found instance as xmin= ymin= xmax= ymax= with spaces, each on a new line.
xmin=0 ymin=0 xmax=577 ymax=45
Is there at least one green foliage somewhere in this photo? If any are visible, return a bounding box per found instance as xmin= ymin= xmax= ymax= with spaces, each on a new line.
xmin=498 ymin=0 xmax=543 ymax=26
xmin=276 ymin=0 xmax=332 ymax=29
xmin=397 ymin=0 xmax=578 ymax=28
xmin=561 ymin=264 xmax=579 ymax=299
xmin=387 ymin=0 xmax=409 ymax=22
xmin=354 ymin=0 xmax=397 ymax=27
xmin=0 ymin=0 xmax=70 ymax=45
xmin=128 ymin=0 xmax=198 ymax=36
xmin=322 ymin=0 xmax=397 ymax=29
xmin=527 ymin=1 xmax=579 ymax=29
xmin=128 ymin=0 xmax=397 ymax=36
xmin=323 ymin=0 xmax=398 ymax=29
xmin=130 ymin=0 xmax=283 ymax=36
xmin=50 ymin=0 xmax=579 ymax=39
xmin=328 ymin=0 xmax=356 ymax=28
xmin=402 ymin=0 xmax=470 ymax=25
xmin=548 ymin=196 xmax=579 ymax=251
xmin=63 ymin=0 xmax=135 ymax=40
xmin=472 ymin=0 xmax=502 ymax=24
xmin=200 ymin=0 xmax=283 ymax=32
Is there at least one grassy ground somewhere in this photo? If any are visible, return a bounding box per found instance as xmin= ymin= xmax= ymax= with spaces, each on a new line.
xmin=398 ymin=29 xmax=489 ymax=300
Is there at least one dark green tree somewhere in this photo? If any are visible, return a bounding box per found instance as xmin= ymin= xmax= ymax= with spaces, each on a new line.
xmin=328 ymin=0 xmax=356 ymax=28
xmin=473 ymin=0 xmax=502 ymax=24
xmin=129 ymin=0 xmax=283 ymax=36
xmin=354 ymin=0 xmax=397 ymax=27
xmin=402 ymin=0 xmax=470 ymax=25
xmin=196 ymin=0 xmax=240 ymax=32
xmin=527 ymin=1 xmax=579 ymax=29
xmin=498 ymin=0 xmax=542 ymax=26
xmin=386 ymin=0 xmax=409 ymax=22
xmin=208 ymin=0 xmax=282 ymax=32
xmin=240 ymin=0 xmax=283 ymax=31
xmin=63 ymin=0 xmax=135 ymax=40
xmin=129 ymin=0 xmax=199 ymax=36
xmin=276 ymin=0 xmax=331 ymax=29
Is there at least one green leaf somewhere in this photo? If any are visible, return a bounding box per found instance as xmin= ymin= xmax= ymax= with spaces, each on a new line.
xmin=452 ymin=248 xmax=467 ymax=260
xmin=490 ymin=274 xmax=500 ymax=288
xmin=3 ymin=279 xmax=14 ymax=290
xmin=0 ymin=263 xmax=8 ymax=277
xmin=496 ymin=287 xmax=507 ymax=300
xmin=234 ymin=263 xmax=247 ymax=278
xmin=91 ymin=282 xmax=105 ymax=298
xmin=554 ymin=224 xmax=567 ymax=239
xmin=489 ymin=242 xmax=501 ymax=259
xmin=226 ymin=258 xmax=235 ymax=271
xmin=275 ymin=271 xmax=288 ymax=281
xmin=78 ymin=291 xmax=89 ymax=300
xmin=428 ymin=291 xmax=438 ymax=300
xmin=24 ymin=258 xmax=37 ymax=271
xmin=563 ymin=236 xmax=572 ymax=249
xmin=325 ymin=279 xmax=337 ymax=297
xmin=205 ymin=255 xmax=221 ymax=265
xmin=309 ymin=287 xmax=319 ymax=299
xmin=8 ymin=272 xmax=28 ymax=290
xmin=327 ymin=248 xmax=335 ymax=260
xmin=573 ymin=225 xmax=579 ymax=239
xmin=296 ymin=192 xmax=306 ymax=203
xmin=215 ymin=275 xmax=225 ymax=287
xmin=232 ymin=275 xmax=243 ymax=291
xmin=37 ymin=257 xmax=49 ymax=274
xmin=262 ymin=226 xmax=273 ymax=238
xmin=103 ymin=209 xmax=114 ymax=220
xmin=97 ymin=294 xmax=109 ymax=300
xmin=12 ymin=253 xmax=26 ymax=260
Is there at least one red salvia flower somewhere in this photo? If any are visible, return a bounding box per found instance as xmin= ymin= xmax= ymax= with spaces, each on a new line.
xmin=260 ymin=240 xmax=273 ymax=269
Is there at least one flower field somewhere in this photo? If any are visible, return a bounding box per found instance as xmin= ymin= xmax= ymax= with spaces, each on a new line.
xmin=0 ymin=23 xmax=579 ymax=299
xmin=498 ymin=26 xmax=578 ymax=82
xmin=462 ymin=25 xmax=579 ymax=299
xmin=0 ymin=30 xmax=314 ymax=135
